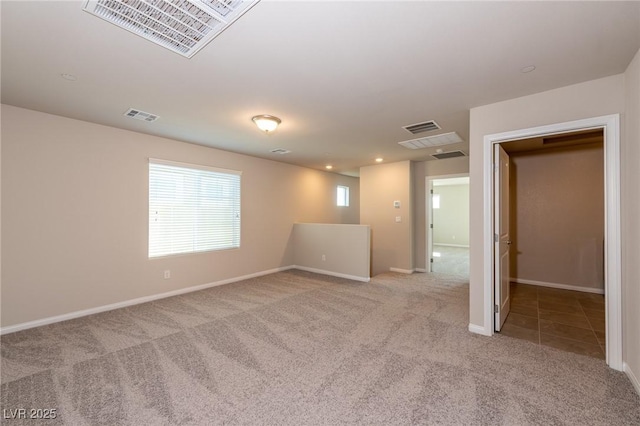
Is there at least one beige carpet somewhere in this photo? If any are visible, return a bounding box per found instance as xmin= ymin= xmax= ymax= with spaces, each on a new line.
xmin=1 ymin=270 xmax=638 ymax=425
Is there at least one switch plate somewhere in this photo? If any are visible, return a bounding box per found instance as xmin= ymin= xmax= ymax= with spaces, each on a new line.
xmin=395 ymin=216 xmax=402 ymax=223
xmin=393 ymin=201 xmax=401 ymax=208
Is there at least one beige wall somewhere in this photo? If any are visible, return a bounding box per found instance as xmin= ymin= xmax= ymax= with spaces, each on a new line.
xmin=293 ymin=223 xmax=370 ymax=281
xmin=469 ymin=74 xmax=625 ymax=330
xmin=413 ymin=157 xmax=469 ymax=270
xmin=1 ymin=105 xmax=359 ymax=327
xmin=360 ymin=161 xmax=413 ymax=275
xmin=433 ymin=183 xmax=470 ymax=246
xmin=623 ymin=49 xmax=640 ymax=387
xmin=509 ymin=143 xmax=604 ymax=291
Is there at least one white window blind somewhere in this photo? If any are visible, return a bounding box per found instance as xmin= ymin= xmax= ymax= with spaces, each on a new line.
xmin=149 ymin=159 xmax=241 ymax=258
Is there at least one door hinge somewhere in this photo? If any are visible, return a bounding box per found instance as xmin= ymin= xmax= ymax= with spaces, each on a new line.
xmin=430 ymin=189 xmax=434 ymax=194
xmin=430 ymin=223 xmax=433 ymax=229
xmin=494 ymin=233 xmax=499 ymax=242
xmin=430 ymin=258 xmax=434 ymax=263
xmin=494 ymin=304 xmax=499 ymax=313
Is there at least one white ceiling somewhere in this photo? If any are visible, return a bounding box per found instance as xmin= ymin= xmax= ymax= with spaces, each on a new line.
xmin=2 ymin=1 xmax=639 ymax=176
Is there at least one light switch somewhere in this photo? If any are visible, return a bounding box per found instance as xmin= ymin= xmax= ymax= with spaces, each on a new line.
xmin=395 ymin=216 xmax=402 ymax=223
xmin=394 ymin=201 xmax=401 ymax=208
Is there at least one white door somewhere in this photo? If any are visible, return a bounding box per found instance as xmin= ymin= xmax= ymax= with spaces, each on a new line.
xmin=494 ymin=144 xmax=511 ymax=331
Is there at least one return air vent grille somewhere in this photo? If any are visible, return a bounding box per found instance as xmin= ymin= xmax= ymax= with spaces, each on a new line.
xmin=398 ymin=132 xmax=463 ymax=150
xmin=270 ymin=148 xmax=291 ymax=155
xmin=125 ymin=108 xmax=159 ymax=122
xmin=403 ymin=120 xmax=440 ymax=135
xmin=83 ymin=0 xmax=260 ymax=58
xmin=431 ymin=150 xmax=466 ymax=160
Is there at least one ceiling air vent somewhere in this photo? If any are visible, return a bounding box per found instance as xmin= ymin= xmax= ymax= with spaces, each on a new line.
xmin=431 ymin=150 xmax=467 ymax=160
xmin=403 ymin=120 xmax=440 ymax=135
xmin=398 ymin=132 xmax=463 ymax=149
xmin=270 ymin=148 xmax=291 ymax=155
xmin=124 ymin=108 xmax=159 ymax=122
xmin=82 ymin=0 xmax=260 ymax=58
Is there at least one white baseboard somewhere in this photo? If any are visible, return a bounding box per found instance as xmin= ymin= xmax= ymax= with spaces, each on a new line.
xmin=415 ymin=268 xmax=427 ymax=273
xmin=293 ymin=265 xmax=370 ymax=283
xmin=389 ymin=267 xmax=414 ymax=274
xmin=433 ymin=243 xmax=470 ymax=248
xmin=468 ymin=323 xmax=491 ymax=336
xmin=624 ymin=362 xmax=640 ymax=396
xmin=0 ymin=266 xmax=295 ymax=335
xmin=510 ymin=278 xmax=604 ymax=294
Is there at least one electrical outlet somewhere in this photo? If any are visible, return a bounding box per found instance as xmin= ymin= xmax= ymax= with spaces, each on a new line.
xmin=322 ymin=254 xmax=326 ymax=261
xmin=164 ymin=270 xmax=171 ymax=279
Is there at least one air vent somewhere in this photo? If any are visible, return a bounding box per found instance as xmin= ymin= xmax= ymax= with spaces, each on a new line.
xmin=270 ymin=148 xmax=291 ymax=155
xmin=398 ymin=132 xmax=463 ymax=149
xmin=124 ymin=108 xmax=159 ymax=122
xmin=403 ymin=120 xmax=440 ymax=135
xmin=83 ymin=0 xmax=260 ymax=58
xmin=431 ymin=150 xmax=467 ymax=160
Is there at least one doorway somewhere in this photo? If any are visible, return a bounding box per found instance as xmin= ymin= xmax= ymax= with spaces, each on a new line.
xmin=481 ymin=114 xmax=622 ymax=371
xmin=496 ymin=130 xmax=606 ymax=359
xmin=427 ymin=174 xmax=469 ymax=277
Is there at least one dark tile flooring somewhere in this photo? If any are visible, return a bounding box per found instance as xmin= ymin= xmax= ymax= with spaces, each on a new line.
xmin=500 ymin=283 xmax=606 ymax=359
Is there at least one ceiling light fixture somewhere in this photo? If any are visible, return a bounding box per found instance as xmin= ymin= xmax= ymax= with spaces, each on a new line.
xmin=325 ymin=165 xmax=333 ymax=170
xmin=252 ymin=115 xmax=281 ymax=133
xmin=375 ymin=157 xmax=384 ymax=163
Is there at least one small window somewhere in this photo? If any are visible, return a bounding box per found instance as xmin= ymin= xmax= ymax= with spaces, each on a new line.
xmin=432 ymin=194 xmax=440 ymax=209
xmin=337 ymin=185 xmax=350 ymax=207
xmin=149 ymin=159 xmax=241 ymax=258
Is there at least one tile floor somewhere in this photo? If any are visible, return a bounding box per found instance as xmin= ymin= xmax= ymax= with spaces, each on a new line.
xmin=500 ymin=283 xmax=606 ymax=359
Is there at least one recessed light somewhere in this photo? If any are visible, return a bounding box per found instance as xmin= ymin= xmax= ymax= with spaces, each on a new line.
xmin=375 ymin=157 xmax=384 ymax=163
xmin=521 ymin=65 xmax=536 ymax=73
xmin=326 ymin=165 xmax=333 ymax=170
xmin=61 ymin=73 xmax=77 ymax=81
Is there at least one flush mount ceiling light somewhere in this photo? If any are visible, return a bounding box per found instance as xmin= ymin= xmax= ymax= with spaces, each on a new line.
xmin=82 ymin=0 xmax=260 ymax=58
xmin=375 ymin=157 xmax=384 ymax=163
xmin=252 ymin=115 xmax=281 ymax=133
xmin=325 ymin=165 xmax=333 ymax=170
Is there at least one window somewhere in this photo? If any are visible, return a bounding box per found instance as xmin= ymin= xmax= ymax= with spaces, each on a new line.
xmin=432 ymin=194 xmax=440 ymax=209
xmin=337 ymin=185 xmax=350 ymax=207
xmin=149 ymin=159 xmax=241 ymax=258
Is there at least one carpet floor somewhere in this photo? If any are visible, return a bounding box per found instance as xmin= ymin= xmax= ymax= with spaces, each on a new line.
xmin=1 ymin=270 xmax=638 ymax=425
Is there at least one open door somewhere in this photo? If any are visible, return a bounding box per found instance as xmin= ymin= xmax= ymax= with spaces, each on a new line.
xmin=494 ymin=144 xmax=511 ymax=331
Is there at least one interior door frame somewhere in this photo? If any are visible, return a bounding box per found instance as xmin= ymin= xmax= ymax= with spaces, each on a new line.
xmin=481 ymin=114 xmax=622 ymax=371
xmin=426 ymin=173 xmax=469 ymax=273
